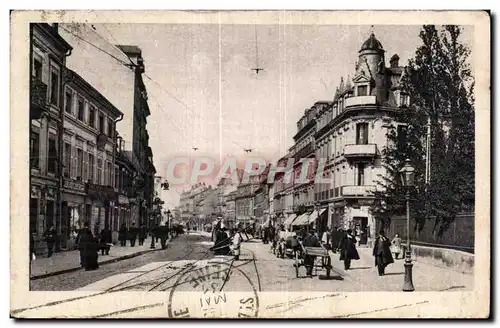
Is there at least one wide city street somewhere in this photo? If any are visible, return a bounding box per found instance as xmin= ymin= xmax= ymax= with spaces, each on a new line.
xmin=31 ymin=232 xmax=473 ymax=293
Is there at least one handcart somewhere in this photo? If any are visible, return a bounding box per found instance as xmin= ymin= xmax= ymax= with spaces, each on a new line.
xmin=294 ymin=242 xmax=332 ymax=279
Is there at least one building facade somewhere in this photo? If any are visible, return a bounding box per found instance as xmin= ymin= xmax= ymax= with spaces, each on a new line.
xmin=114 ymin=136 xmax=136 ymax=239
xmin=30 ymin=23 xmax=73 ymax=253
xmin=314 ymin=33 xmax=405 ymax=245
xmin=61 ymin=69 xmax=123 ymax=244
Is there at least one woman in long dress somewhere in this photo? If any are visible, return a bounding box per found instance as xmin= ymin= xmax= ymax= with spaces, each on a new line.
xmin=78 ymin=223 xmax=99 ymax=271
xmin=391 ymin=233 xmax=403 ymax=259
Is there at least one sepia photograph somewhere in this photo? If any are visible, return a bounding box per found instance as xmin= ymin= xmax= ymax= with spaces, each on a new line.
xmin=10 ymin=10 xmax=490 ymax=318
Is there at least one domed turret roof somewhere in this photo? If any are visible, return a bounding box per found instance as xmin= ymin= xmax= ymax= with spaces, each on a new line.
xmin=359 ymin=33 xmax=384 ymax=52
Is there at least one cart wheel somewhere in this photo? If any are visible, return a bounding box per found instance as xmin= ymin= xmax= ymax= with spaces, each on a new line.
xmin=295 ymin=253 xmax=299 ymax=278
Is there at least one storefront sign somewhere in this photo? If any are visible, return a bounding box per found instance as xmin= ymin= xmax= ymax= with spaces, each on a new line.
xmin=63 ymin=179 xmax=86 ymax=193
xmin=86 ymin=183 xmax=118 ymax=201
xmin=118 ymin=194 xmax=129 ymax=205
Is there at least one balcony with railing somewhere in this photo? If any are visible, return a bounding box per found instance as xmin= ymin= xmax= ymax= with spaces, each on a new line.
xmin=342 ymin=185 xmax=376 ymax=197
xmin=343 ymin=144 xmax=377 ymax=159
xmin=294 ymin=142 xmax=315 ymax=162
xmin=30 ymin=76 xmax=48 ymax=119
xmin=344 ymin=95 xmax=377 ymax=108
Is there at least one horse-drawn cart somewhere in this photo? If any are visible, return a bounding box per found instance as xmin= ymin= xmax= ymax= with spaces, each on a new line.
xmin=294 ymin=242 xmax=333 ymax=279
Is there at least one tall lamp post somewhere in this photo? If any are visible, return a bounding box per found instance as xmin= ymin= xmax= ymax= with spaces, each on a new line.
xmin=399 ymin=158 xmax=415 ymax=292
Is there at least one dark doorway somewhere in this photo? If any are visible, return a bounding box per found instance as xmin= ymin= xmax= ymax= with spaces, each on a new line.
xmin=354 ymin=216 xmax=368 ymax=245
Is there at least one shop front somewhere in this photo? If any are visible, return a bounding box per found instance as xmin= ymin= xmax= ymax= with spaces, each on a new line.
xmin=61 ymin=178 xmax=86 ymax=250
xmin=344 ymin=198 xmax=375 ymax=246
xmin=85 ymin=183 xmax=118 ymax=237
xmin=30 ymin=177 xmax=58 ymax=254
xmin=115 ymin=194 xmax=130 ymax=242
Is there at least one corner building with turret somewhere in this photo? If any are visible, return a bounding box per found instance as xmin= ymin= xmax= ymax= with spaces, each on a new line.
xmin=312 ymin=33 xmax=409 ymax=247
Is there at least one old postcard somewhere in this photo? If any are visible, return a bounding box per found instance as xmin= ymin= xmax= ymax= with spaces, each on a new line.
xmin=10 ymin=10 xmax=490 ymax=318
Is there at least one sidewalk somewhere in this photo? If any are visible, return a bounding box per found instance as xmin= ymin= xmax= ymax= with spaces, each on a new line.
xmin=328 ymin=247 xmax=474 ymax=291
xmin=30 ymin=237 xmax=167 ymax=280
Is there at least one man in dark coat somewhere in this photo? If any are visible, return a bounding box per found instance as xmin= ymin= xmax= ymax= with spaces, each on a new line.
xmin=302 ymin=229 xmax=320 ymax=277
xmin=99 ymin=227 xmax=112 ymax=255
xmin=211 ymin=227 xmax=231 ymax=255
xmin=330 ymin=227 xmax=339 ymax=253
xmin=78 ymin=222 xmax=99 ymax=271
xmin=338 ymin=229 xmax=360 ymax=270
xmin=159 ymin=223 xmax=169 ymax=249
xmin=129 ymin=223 xmax=138 ymax=247
xmin=43 ymin=225 xmax=56 ymax=258
xmin=118 ymin=224 xmax=127 ymax=246
xmin=373 ymin=230 xmax=394 ymax=276
xmin=138 ymin=224 xmax=147 ymax=246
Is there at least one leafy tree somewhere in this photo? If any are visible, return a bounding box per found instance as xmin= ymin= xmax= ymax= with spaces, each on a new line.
xmin=371 ymin=25 xmax=474 ymax=237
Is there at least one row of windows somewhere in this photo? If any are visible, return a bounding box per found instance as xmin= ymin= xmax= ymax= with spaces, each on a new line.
xmin=62 ymin=143 xmax=113 ymax=186
xmin=64 ymin=88 xmax=114 ymax=137
xmin=317 ymin=123 xmax=370 ymax=160
xmin=32 ymin=55 xmax=60 ymax=108
xmin=30 ymin=130 xmax=58 ymax=174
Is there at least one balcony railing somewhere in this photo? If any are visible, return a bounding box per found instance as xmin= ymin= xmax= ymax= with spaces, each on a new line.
xmin=30 ymin=76 xmax=48 ymax=119
xmin=342 ymin=185 xmax=376 ymax=197
xmin=343 ymin=144 xmax=377 ymax=159
xmin=344 ymin=95 xmax=377 ymax=108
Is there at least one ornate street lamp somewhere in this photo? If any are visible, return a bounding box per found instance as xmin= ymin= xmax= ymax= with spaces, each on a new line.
xmin=399 ymin=158 xmax=415 ymax=292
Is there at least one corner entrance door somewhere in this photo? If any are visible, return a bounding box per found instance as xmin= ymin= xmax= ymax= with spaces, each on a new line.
xmin=353 ymin=217 xmax=368 ymax=245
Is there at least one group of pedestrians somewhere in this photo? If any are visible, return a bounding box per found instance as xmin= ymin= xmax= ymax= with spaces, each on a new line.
xmin=118 ymin=223 xmax=148 ymax=247
xmin=327 ymin=227 xmax=402 ymax=276
xmin=31 ymin=221 xmax=172 ymax=272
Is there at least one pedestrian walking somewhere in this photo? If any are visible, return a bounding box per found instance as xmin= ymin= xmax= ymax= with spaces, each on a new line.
xmin=43 ymin=225 xmax=56 ymax=258
xmin=338 ymin=229 xmax=360 ymax=270
xmin=373 ymin=230 xmax=394 ymax=276
xmin=231 ymin=227 xmax=244 ymax=260
xmin=154 ymin=224 xmax=160 ymax=243
xmin=138 ymin=224 xmax=147 ymax=246
xmin=321 ymin=230 xmax=331 ymax=250
xmin=30 ymin=232 xmax=36 ymax=265
xmin=129 ymin=223 xmax=138 ymax=247
xmin=211 ymin=227 xmax=231 ymax=256
xmin=159 ymin=222 xmax=169 ymax=249
xmin=329 ymin=227 xmax=339 ymax=253
xmin=391 ymin=233 xmax=403 ymax=259
xmin=118 ymin=223 xmax=127 ymax=247
xmin=78 ymin=222 xmax=99 ymax=271
xmin=302 ymin=229 xmax=320 ymax=277
xmin=99 ymin=227 xmax=112 ymax=255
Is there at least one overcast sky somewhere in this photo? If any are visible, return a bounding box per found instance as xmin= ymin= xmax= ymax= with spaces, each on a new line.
xmin=59 ymin=23 xmax=473 ymax=207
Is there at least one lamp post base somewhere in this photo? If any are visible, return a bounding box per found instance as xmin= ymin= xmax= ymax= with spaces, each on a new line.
xmin=402 ymin=251 xmax=415 ymax=292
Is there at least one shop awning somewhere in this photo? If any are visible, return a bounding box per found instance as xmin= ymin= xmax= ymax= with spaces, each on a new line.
xmin=292 ymin=212 xmax=311 ymax=226
xmin=307 ymin=209 xmax=327 ymax=224
xmin=282 ymin=214 xmax=297 ymax=227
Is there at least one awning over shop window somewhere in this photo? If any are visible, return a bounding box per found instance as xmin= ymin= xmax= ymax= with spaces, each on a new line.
xmin=307 ymin=209 xmax=327 ymax=224
xmin=291 ymin=213 xmax=311 ymax=226
xmin=282 ymin=214 xmax=297 ymax=227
